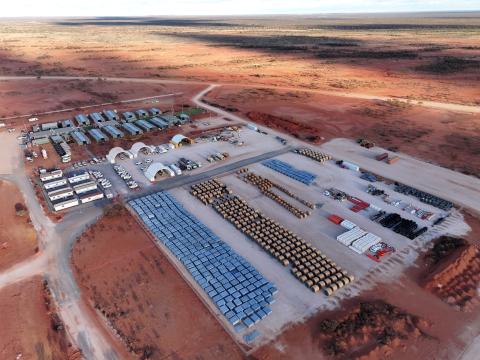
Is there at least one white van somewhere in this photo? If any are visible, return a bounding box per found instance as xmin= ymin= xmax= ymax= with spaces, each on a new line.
xmin=169 ymin=164 xmax=182 ymax=176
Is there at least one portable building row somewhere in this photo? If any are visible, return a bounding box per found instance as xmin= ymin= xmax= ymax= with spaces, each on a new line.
xmin=136 ymin=119 xmax=155 ymax=132
xmin=74 ymin=108 xmax=162 ymax=127
xmin=122 ymin=122 xmax=143 ymax=135
xmin=103 ymin=125 xmax=124 ymax=139
xmin=40 ymin=169 xmax=63 ymax=182
xmin=43 ymin=178 xmax=68 ymax=190
xmin=148 ymin=117 xmax=169 ymax=129
xmin=71 ymin=131 xmax=91 ymax=145
xmin=52 ymin=197 xmax=79 ymax=211
xmin=48 ymin=186 xmax=74 ymax=201
xmin=88 ymin=128 xmax=108 ymax=142
xmin=79 ymin=191 xmax=104 ymax=204
xmin=67 ymin=172 xmax=90 ymax=184
xmin=73 ymin=181 xmax=97 ymax=195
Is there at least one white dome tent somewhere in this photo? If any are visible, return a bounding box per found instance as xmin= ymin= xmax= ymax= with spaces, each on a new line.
xmin=106 ymin=147 xmax=134 ymax=164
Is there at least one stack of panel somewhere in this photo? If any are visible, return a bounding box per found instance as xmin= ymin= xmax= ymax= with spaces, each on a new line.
xmin=129 ymin=192 xmax=276 ymax=329
xmin=350 ymin=233 xmax=381 ymax=253
xmin=262 ymin=159 xmax=317 ymax=185
xmin=336 ymin=227 xmax=366 ymax=246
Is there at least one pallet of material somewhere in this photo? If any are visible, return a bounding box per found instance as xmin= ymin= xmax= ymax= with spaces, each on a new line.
xmin=336 ymin=227 xmax=366 ymax=246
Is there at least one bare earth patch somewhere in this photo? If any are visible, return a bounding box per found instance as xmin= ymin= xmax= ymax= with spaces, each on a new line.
xmin=0 ymin=179 xmax=38 ymax=271
xmin=71 ymin=205 xmax=243 ymax=360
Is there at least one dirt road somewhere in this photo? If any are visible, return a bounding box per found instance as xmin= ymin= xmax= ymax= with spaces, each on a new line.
xmin=0 ymin=135 xmax=121 ymax=359
xmin=0 ymin=76 xmax=478 ymax=116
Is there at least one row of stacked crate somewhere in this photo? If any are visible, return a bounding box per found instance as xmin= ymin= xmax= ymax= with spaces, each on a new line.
xmin=241 ymin=170 xmax=315 ymax=209
xmin=336 ymin=226 xmax=381 ymax=254
xmin=293 ymin=148 xmax=332 ymax=163
xmin=262 ymin=159 xmax=317 ymax=185
xmin=129 ymin=191 xmax=277 ymax=330
xmin=190 ymin=179 xmax=354 ymax=296
xmin=242 ymin=172 xmax=312 ymax=218
xmin=190 ymin=178 xmax=232 ymax=205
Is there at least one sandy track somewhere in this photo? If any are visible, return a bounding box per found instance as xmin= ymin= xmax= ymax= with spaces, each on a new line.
xmin=0 ymin=76 xmax=479 ymax=116
xmin=0 ymin=135 xmax=121 ymax=359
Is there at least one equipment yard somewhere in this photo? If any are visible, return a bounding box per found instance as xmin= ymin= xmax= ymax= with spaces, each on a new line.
xmin=0 ymin=11 xmax=479 ymax=359
xmin=161 ymin=139 xmax=470 ymax=348
xmin=1 ymin=94 xmax=479 ymax=358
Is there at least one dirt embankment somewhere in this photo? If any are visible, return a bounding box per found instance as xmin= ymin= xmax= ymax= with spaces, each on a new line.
xmin=317 ymin=300 xmax=431 ymax=359
xmin=0 ymin=180 xmax=38 ymax=270
xmin=0 ymin=276 xmax=80 ymax=359
xmin=422 ymin=237 xmax=480 ymax=312
xmin=71 ymin=204 xmax=243 ymax=360
xmin=246 ymin=111 xmax=322 ymax=143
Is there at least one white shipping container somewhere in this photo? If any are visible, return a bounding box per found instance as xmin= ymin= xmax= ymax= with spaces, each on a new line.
xmin=0 ymin=123 xmax=5 ymax=128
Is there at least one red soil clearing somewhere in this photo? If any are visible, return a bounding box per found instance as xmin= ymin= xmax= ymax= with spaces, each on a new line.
xmin=206 ymin=86 xmax=480 ymax=176
xmin=71 ymin=205 xmax=243 ymax=360
xmin=0 ymin=276 xmax=79 ymax=360
xmin=0 ymin=179 xmax=38 ymax=271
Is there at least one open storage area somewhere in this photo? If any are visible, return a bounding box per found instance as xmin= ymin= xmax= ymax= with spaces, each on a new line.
xmin=129 ymin=191 xmax=277 ymax=331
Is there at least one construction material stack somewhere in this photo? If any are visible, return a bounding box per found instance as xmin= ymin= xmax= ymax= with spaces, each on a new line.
xmin=190 ymin=179 xmax=354 ymax=296
xmin=262 ymin=159 xmax=317 ymax=185
xmin=294 ymin=148 xmax=332 ymax=163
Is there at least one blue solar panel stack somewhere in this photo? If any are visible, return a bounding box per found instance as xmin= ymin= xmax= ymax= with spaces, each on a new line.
xmin=262 ymin=159 xmax=317 ymax=185
xmin=129 ymin=191 xmax=277 ymax=330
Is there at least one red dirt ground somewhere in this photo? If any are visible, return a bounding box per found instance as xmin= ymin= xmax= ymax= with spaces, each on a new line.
xmin=421 ymin=236 xmax=480 ymax=312
xmin=0 ymin=17 xmax=479 ymax=105
xmin=205 ymin=86 xmax=480 ymax=176
xmin=0 ymin=79 xmax=206 ymax=124
xmin=0 ymin=179 xmax=38 ymax=271
xmin=71 ymin=205 xmax=244 ymax=360
xmin=0 ymin=276 xmax=80 ymax=360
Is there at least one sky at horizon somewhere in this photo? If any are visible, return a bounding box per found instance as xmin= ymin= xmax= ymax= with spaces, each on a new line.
xmin=2 ymin=0 xmax=479 ymax=17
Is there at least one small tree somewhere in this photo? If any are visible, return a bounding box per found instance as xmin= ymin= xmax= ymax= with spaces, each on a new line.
xmin=15 ymin=203 xmax=27 ymax=217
